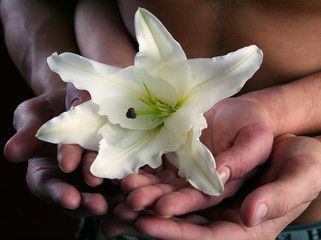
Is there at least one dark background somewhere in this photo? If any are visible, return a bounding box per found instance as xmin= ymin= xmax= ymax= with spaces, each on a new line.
xmin=1 ymin=21 xmax=79 ymax=239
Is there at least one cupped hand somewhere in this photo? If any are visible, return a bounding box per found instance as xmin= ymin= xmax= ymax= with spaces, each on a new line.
xmin=106 ymin=134 xmax=321 ymax=239
xmin=4 ymin=90 xmax=109 ymax=216
xmin=118 ymin=97 xmax=275 ymax=218
xmin=203 ymin=96 xmax=274 ymax=181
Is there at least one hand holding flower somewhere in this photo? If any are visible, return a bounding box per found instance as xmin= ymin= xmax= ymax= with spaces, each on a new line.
xmin=36 ymin=8 xmax=263 ymax=196
xmin=117 ymin=96 xmax=274 ymax=218
xmin=105 ymin=134 xmax=321 ymax=239
xmin=4 ymin=91 xmax=109 ymax=216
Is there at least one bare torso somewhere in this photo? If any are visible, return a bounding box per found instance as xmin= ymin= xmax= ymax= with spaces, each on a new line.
xmin=118 ymin=0 xmax=321 ymax=93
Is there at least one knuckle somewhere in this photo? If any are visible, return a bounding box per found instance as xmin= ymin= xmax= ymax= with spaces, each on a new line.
xmin=12 ymin=99 xmax=33 ymax=130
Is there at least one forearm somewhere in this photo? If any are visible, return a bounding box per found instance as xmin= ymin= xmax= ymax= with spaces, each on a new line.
xmin=1 ymin=0 xmax=78 ymax=95
xmin=75 ymin=0 xmax=136 ymax=68
xmin=240 ymin=71 xmax=321 ymax=136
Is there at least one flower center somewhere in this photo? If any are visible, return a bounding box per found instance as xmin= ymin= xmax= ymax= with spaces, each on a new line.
xmin=126 ymin=82 xmax=180 ymax=123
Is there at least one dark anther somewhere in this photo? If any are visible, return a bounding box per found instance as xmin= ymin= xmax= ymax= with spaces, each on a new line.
xmin=126 ymin=108 xmax=137 ymax=119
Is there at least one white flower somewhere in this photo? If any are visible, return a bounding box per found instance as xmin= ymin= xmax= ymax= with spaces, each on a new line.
xmin=36 ymin=8 xmax=263 ymax=196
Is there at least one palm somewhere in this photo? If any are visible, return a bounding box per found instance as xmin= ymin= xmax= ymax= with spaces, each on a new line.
xmin=202 ymin=97 xmax=273 ymax=177
xmin=116 ymin=135 xmax=321 ymax=240
xmin=119 ymin=97 xmax=274 ymax=217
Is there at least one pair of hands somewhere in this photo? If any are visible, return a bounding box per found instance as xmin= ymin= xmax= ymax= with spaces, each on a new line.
xmin=5 ymin=88 xmax=321 ymax=239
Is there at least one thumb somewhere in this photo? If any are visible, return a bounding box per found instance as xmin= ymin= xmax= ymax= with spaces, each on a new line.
xmin=240 ymin=172 xmax=319 ymax=227
xmin=4 ymin=91 xmax=66 ymax=162
xmin=216 ymin=125 xmax=273 ymax=183
xmin=4 ymin=127 xmax=45 ymax=163
xmin=240 ymin=134 xmax=321 ymax=227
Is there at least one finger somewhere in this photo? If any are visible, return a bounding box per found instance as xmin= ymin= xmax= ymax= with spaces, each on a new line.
xmin=61 ymin=192 xmax=108 ymax=217
xmin=27 ymin=157 xmax=81 ymax=209
xmin=81 ymin=150 xmax=104 ymax=187
xmin=120 ymin=159 xmax=177 ymax=193
xmin=57 ymin=144 xmax=84 ymax=173
xmin=12 ymin=91 xmax=66 ymax=132
xmin=240 ymin=166 xmax=321 ymax=227
xmin=137 ymin=213 xmax=277 ymax=240
xmin=4 ymin=129 xmax=45 ymax=162
xmin=113 ymin=202 xmax=141 ymax=221
xmin=215 ymin=125 xmax=273 ymax=182
xmin=5 ymin=91 xmax=66 ymax=162
xmin=126 ymin=178 xmax=188 ymax=211
xmin=136 ymin=216 xmax=215 ymax=240
xmin=80 ymin=192 xmax=108 ymax=215
xmin=240 ymin=134 xmax=321 ymax=227
xmin=153 ymin=178 xmax=244 ymax=218
xmin=121 ymin=173 xmax=165 ymax=193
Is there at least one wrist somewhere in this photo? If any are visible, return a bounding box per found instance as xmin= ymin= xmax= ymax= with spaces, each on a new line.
xmin=238 ymin=86 xmax=285 ymax=137
xmin=241 ymin=73 xmax=321 ymax=136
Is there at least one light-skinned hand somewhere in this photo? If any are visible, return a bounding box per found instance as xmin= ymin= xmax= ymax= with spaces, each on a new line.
xmin=118 ymin=97 xmax=274 ymax=218
xmin=104 ymin=134 xmax=321 ymax=239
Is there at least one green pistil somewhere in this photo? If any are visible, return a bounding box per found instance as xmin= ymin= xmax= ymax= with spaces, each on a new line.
xmin=126 ymin=82 xmax=179 ymax=123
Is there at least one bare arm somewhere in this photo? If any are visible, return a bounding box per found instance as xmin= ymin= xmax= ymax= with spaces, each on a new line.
xmin=241 ymin=71 xmax=321 ymax=136
xmin=75 ymin=0 xmax=136 ymax=67
xmin=1 ymin=0 xmax=78 ymax=95
xmin=3 ymin=0 xmax=137 ymax=220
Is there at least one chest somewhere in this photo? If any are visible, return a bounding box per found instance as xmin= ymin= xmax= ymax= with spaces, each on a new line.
xmin=118 ymin=0 xmax=321 ymax=90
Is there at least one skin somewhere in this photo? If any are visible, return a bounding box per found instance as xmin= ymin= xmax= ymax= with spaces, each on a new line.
xmin=0 ymin=0 xmax=76 ymax=95
xmin=104 ymin=134 xmax=321 ymax=239
xmin=2 ymin=0 xmax=111 ymax=216
xmin=3 ymin=0 xmax=321 ymax=238
xmin=116 ymin=0 xmax=321 ymax=228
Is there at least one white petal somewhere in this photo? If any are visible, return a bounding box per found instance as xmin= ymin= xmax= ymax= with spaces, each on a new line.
xmin=186 ymin=45 xmax=263 ymax=113
xmin=90 ymin=122 xmax=186 ymax=179
xmin=164 ymin=106 xmax=202 ymax=135
xmin=47 ymin=52 xmax=127 ymax=109
xmin=98 ymin=68 xmax=178 ymax=130
xmin=36 ymin=100 xmax=107 ymax=151
xmin=96 ymin=67 xmax=160 ymax=130
xmin=143 ymin=72 xmax=179 ymax=107
xmin=47 ymin=52 xmax=121 ymax=105
xmin=156 ymin=60 xmax=191 ymax=98
xmin=164 ymin=46 xmax=262 ymax=134
xmin=48 ymin=52 xmax=178 ymax=130
xmin=47 ymin=52 xmax=150 ymax=129
xmin=166 ymin=117 xmax=224 ymax=196
xmin=134 ymin=8 xmax=186 ymax=74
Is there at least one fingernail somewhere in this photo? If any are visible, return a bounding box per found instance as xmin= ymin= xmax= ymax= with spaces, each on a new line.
xmin=219 ymin=167 xmax=230 ymax=184
xmin=155 ymin=214 xmax=171 ymax=219
xmin=253 ymin=203 xmax=267 ymax=226
xmin=131 ymin=206 xmax=145 ymax=212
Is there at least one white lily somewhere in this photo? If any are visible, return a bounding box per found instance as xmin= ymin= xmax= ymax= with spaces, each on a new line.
xmin=36 ymin=8 xmax=263 ymax=196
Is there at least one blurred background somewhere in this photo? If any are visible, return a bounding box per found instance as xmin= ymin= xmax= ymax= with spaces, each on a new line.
xmin=1 ymin=20 xmax=79 ymax=239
